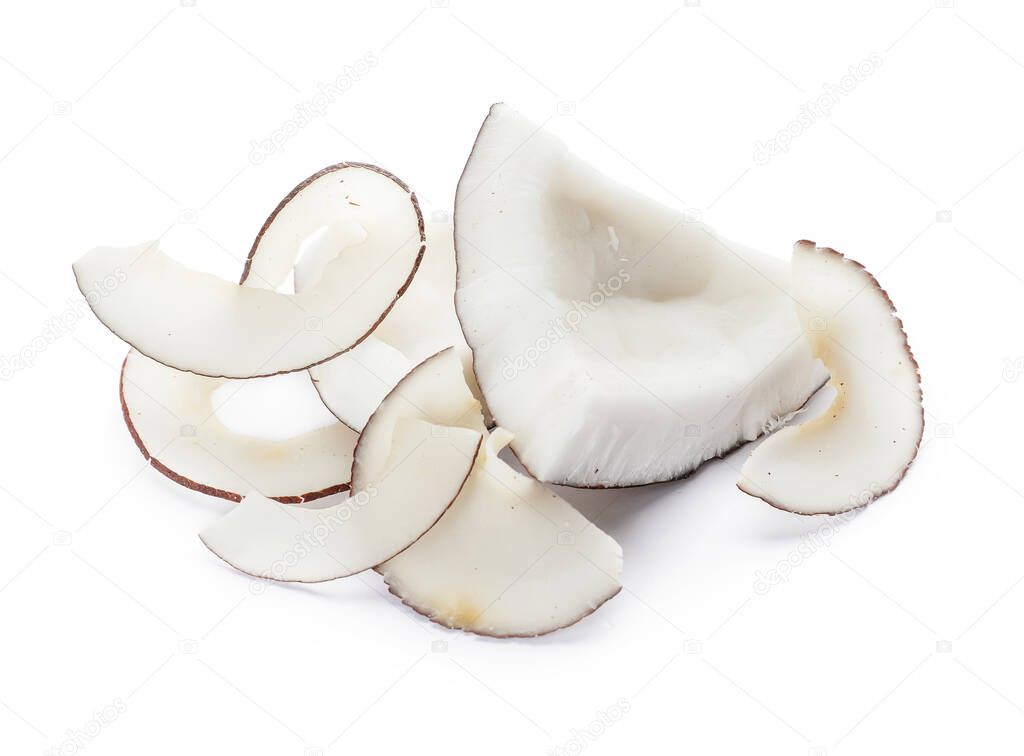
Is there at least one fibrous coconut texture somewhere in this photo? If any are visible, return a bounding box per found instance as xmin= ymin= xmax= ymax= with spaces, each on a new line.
xmin=737 ymin=241 xmax=923 ymax=515
xmin=454 ymin=103 xmax=829 ymax=487
xmin=74 ymin=163 xmax=424 ymax=378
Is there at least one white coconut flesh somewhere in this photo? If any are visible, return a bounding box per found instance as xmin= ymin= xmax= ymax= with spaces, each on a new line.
xmin=305 ymin=222 xmax=474 ymax=430
xmin=738 ymin=242 xmax=923 ymax=515
xmin=200 ymin=349 xmax=484 ymax=581
xmin=379 ymin=427 xmax=623 ymax=637
xmin=73 ymin=163 xmax=424 ymax=378
xmin=121 ymin=348 xmax=356 ymax=503
xmin=454 ymin=103 xmax=828 ymax=487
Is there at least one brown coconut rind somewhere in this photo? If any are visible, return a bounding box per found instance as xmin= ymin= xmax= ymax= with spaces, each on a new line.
xmin=378 ymin=578 xmax=622 ymax=639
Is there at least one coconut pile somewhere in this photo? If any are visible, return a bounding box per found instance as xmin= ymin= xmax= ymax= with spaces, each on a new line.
xmin=72 ymin=103 xmax=923 ymax=637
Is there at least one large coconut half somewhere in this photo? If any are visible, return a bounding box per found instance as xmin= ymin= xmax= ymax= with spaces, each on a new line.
xmin=737 ymin=241 xmax=923 ymax=514
xmin=200 ymin=348 xmax=483 ymax=581
xmin=121 ymin=348 xmax=355 ymax=503
xmin=74 ymin=163 xmax=424 ymax=378
xmin=454 ymin=104 xmax=828 ymax=487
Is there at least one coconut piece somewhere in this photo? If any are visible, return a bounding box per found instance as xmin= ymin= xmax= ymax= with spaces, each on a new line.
xmin=379 ymin=427 xmax=623 ymax=637
xmin=350 ymin=347 xmax=486 ymax=488
xmin=200 ymin=419 xmax=481 ymax=581
xmin=121 ymin=348 xmax=355 ymax=503
xmin=454 ymin=104 xmax=828 ymax=487
xmin=738 ymin=241 xmax=923 ymax=514
xmin=301 ymin=221 xmax=482 ymax=430
xmin=74 ymin=163 xmax=424 ymax=378
xmin=200 ymin=348 xmax=483 ymax=581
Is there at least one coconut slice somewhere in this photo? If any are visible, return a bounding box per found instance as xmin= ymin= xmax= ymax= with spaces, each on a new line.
xmin=121 ymin=348 xmax=355 ymax=503
xmin=200 ymin=419 xmax=481 ymax=581
xmin=200 ymin=348 xmax=484 ymax=581
xmin=454 ymin=104 xmax=828 ymax=487
xmin=379 ymin=427 xmax=623 ymax=637
xmin=350 ymin=347 xmax=486 ymax=487
xmin=74 ymin=163 xmax=424 ymax=378
xmin=298 ymin=221 xmax=481 ymax=430
xmin=737 ymin=242 xmax=923 ymax=514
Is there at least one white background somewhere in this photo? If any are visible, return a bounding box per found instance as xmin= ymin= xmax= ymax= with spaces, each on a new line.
xmin=2 ymin=1 xmax=1023 ymax=754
